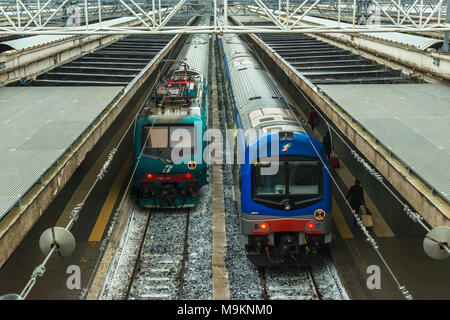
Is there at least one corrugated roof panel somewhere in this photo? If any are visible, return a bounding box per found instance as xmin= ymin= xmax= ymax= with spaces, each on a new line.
xmin=301 ymin=16 xmax=443 ymax=50
xmin=0 ymin=86 xmax=123 ymax=220
xmin=320 ymin=83 xmax=450 ymax=201
xmin=0 ymin=17 xmax=135 ymax=52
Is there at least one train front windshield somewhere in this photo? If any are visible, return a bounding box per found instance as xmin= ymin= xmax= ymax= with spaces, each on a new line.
xmin=142 ymin=125 xmax=195 ymax=156
xmin=252 ymin=157 xmax=323 ymax=209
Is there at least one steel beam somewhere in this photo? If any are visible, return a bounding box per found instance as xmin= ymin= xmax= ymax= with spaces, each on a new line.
xmin=0 ymin=0 xmax=447 ymax=35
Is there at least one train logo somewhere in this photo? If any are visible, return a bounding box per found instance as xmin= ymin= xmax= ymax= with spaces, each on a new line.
xmin=162 ymin=164 xmax=174 ymax=173
xmin=188 ymin=161 xmax=196 ymax=170
xmin=314 ymin=209 xmax=326 ymax=220
xmin=281 ymin=143 xmax=292 ymax=152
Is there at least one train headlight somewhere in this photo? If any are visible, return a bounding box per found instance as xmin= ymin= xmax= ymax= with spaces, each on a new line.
xmin=253 ymin=223 xmax=270 ymax=232
xmin=306 ymin=223 xmax=315 ymax=230
xmin=147 ymin=173 xmax=153 ymax=179
xmin=314 ymin=209 xmax=326 ymax=220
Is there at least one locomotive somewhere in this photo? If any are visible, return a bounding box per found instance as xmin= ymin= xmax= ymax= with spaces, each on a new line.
xmin=132 ymin=20 xmax=210 ymax=208
xmin=219 ymin=32 xmax=332 ymax=265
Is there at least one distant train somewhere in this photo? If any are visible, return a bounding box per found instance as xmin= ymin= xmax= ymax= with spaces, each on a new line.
xmin=219 ymin=32 xmax=332 ymax=265
xmin=132 ymin=20 xmax=210 ymax=208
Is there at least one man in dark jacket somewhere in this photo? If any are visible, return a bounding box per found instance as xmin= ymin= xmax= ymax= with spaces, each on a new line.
xmin=308 ymin=109 xmax=320 ymax=132
xmin=346 ymin=178 xmax=366 ymax=218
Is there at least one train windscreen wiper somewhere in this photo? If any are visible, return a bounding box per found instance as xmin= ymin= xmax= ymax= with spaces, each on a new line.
xmin=294 ymin=197 xmax=322 ymax=206
xmin=253 ymin=197 xmax=285 ymax=206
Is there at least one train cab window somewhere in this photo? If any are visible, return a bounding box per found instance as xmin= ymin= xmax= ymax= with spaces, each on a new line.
xmin=170 ymin=126 xmax=195 ymax=148
xmin=255 ymin=162 xmax=286 ymax=195
xmin=145 ymin=127 xmax=168 ymax=148
xmin=252 ymin=156 xmax=323 ymax=210
xmin=288 ymin=161 xmax=320 ymax=195
xmin=142 ymin=124 xmax=195 ymax=159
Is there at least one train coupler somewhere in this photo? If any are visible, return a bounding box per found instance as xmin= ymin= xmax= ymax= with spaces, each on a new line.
xmin=279 ymin=234 xmax=299 ymax=256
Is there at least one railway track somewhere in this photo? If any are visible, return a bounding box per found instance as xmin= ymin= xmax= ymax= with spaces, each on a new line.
xmin=260 ymin=267 xmax=319 ymax=300
xmin=99 ymin=203 xmax=192 ymax=300
xmin=259 ymin=256 xmax=349 ymax=300
xmin=125 ymin=208 xmax=191 ymax=300
xmin=99 ymin=180 xmax=213 ymax=300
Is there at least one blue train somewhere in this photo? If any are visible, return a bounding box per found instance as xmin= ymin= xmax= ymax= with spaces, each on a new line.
xmin=219 ymin=32 xmax=332 ymax=265
xmin=132 ymin=24 xmax=210 ymax=208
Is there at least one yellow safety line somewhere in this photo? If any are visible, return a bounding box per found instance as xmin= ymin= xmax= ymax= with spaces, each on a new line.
xmin=88 ymin=154 xmax=131 ymax=242
xmin=332 ymin=196 xmax=354 ymax=239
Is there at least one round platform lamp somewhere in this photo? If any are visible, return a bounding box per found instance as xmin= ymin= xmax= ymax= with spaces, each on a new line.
xmin=0 ymin=227 xmax=76 ymax=300
xmin=39 ymin=227 xmax=76 ymax=258
xmin=423 ymin=226 xmax=450 ymax=260
xmin=0 ymin=294 xmax=23 ymax=300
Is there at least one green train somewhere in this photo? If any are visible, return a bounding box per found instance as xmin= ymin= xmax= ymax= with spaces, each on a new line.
xmin=133 ymin=24 xmax=210 ymax=208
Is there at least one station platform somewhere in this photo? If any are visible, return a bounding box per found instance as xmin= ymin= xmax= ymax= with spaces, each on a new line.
xmin=330 ymin=226 xmax=450 ymax=300
xmin=328 ymin=132 xmax=450 ymax=300
xmin=0 ymin=86 xmax=123 ymax=221
xmin=320 ymin=83 xmax=450 ymax=203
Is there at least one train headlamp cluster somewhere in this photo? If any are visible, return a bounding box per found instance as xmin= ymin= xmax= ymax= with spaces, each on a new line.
xmin=306 ymin=221 xmax=323 ymax=231
xmin=254 ymin=223 xmax=270 ymax=232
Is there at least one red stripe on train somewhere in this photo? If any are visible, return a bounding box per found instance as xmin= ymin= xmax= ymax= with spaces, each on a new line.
xmin=141 ymin=173 xmax=197 ymax=183
xmin=251 ymin=218 xmax=322 ymax=235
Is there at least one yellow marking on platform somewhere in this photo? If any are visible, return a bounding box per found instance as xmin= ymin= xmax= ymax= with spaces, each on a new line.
xmin=332 ymin=196 xmax=354 ymax=239
xmin=88 ymin=154 xmax=131 ymax=242
xmin=80 ymin=242 xmax=96 ymax=264
xmin=347 ymin=240 xmax=368 ymax=274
